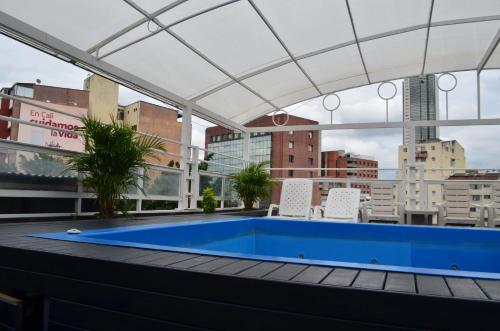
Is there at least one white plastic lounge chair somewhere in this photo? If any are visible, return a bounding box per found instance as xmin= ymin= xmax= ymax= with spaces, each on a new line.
xmin=267 ymin=179 xmax=313 ymax=219
xmin=312 ymin=188 xmax=360 ymax=222
xmin=361 ymin=183 xmax=404 ymax=224
xmin=485 ymin=184 xmax=500 ymax=228
xmin=437 ymin=183 xmax=484 ymax=227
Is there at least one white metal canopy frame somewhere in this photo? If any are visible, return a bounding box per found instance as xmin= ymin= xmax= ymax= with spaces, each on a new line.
xmin=0 ymin=0 xmax=499 ymax=130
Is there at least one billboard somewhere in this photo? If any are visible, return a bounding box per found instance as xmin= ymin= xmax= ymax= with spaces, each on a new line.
xmin=17 ymin=100 xmax=87 ymax=152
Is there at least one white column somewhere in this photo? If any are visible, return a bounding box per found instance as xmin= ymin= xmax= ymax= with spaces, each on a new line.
xmin=190 ymin=146 xmax=200 ymax=209
xmin=408 ymin=124 xmax=417 ymax=209
xmin=135 ymin=167 xmax=144 ymax=212
xmin=476 ymin=71 xmax=481 ymax=120
xmin=75 ymin=173 xmax=83 ymax=215
xmin=242 ymin=131 xmax=250 ymax=166
xmin=179 ymin=106 xmax=192 ymax=210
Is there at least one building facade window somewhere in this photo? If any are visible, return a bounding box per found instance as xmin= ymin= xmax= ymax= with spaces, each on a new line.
xmin=289 ymin=131 xmax=293 ymax=135
xmin=308 ymin=131 xmax=313 ymax=139
xmin=308 ymin=158 xmax=313 ymax=166
xmin=288 ymin=141 xmax=294 ymax=149
xmin=308 ymin=144 xmax=313 ymax=152
xmin=288 ymin=170 xmax=294 ymax=177
xmin=288 ymin=155 xmax=294 ymax=163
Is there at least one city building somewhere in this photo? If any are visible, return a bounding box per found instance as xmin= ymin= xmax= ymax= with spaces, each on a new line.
xmin=320 ymin=150 xmax=378 ymax=201
xmin=447 ymin=171 xmax=500 ymax=219
xmin=120 ymin=101 xmax=181 ymax=165
xmin=0 ymin=75 xmax=181 ymax=164
xmin=403 ymin=75 xmax=439 ymax=145
xmin=0 ymin=82 xmax=89 ymax=151
xmin=205 ymin=114 xmax=321 ymax=205
xmin=83 ymin=74 xmax=119 ymax=124
xmin=398 ymin=139 xmax=465 ymax=208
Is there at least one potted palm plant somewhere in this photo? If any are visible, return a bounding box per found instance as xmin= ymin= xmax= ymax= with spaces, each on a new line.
xmin=66 ymin=116 xmax=164 ymax=217
xmin=231 ymin=161 xmax=273 ymax=210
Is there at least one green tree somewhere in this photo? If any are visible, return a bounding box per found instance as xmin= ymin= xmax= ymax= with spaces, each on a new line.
xmin=66 ymin=116 xmax=164 ymax=217
xmin=230 ymin=161 xmax=273 ymax=210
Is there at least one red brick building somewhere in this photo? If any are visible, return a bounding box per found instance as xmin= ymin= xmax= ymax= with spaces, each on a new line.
xmin=205 ymin=114 xmax=321 ymax=205
xmin=321 ymin=150 xmax=378 ymax=197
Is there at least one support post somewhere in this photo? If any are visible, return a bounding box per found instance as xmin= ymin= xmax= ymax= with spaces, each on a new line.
xmin=408 ymin=124 xmax=417 ymax=209
xmin=418 ymin=163 xmax=428 ymax=210
xmin=477 ymin=71 xmax=481 ymax=120
xmin=190 ymin=146 xmax=200 ymax=209
xmin=135 ymin=167 xmax=144 ymax=212
xmin=75 ymin=173 xmax=83 ymax=215
xmin=242 ymin=132 xmax=250 ymax=166
xmin=179 ymin=106 xmax=192 ymax=210
xmin=220 ymin=177 xmax=225 ymax=209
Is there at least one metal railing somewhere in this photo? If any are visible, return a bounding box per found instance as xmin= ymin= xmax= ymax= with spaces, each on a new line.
xmin=0 ymin=96 xmax=246 ymax=217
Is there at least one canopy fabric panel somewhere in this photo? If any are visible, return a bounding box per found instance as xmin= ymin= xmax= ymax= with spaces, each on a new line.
xmin=1 ymin=0 xmax=499 ymax=126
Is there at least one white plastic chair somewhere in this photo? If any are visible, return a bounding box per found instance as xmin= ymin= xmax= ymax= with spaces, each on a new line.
xmin=361 ymin=183 xmax=404 ymax=224
xmin=485 ymin=184 xmax=500 ymax=228
xmin=267 ymin=179 xmax=313 ymax=219
xmin=437 ymin=183 xmax=484 ymax=227
xmin=313 ymin=188 xmax=361 ymax=222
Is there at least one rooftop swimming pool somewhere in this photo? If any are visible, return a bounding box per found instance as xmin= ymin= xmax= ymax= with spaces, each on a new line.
xmin=35 ymin=218 xmax=500 ymax=279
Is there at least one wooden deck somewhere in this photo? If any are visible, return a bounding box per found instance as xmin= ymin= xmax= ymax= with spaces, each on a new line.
xmin=0 ymin=213 xmax=499 ymax=330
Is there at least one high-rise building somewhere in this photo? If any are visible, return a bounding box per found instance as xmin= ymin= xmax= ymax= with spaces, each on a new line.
xmin=403 ymin=75 xmax=439 ymax=145
xmin=205 ymin=114 xmax=321 ymax=205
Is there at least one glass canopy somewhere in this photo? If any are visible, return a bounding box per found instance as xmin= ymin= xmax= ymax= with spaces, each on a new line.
xmin=0 ymin=0 xmax=499 ymax=127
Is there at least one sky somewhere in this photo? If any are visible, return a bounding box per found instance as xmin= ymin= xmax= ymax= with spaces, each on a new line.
xmin=1 ymin=34 xmax=499 ymax=172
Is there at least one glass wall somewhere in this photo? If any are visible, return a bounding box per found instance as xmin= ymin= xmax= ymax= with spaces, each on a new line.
xmin=206 ymin=134 xmax=271 ymax=174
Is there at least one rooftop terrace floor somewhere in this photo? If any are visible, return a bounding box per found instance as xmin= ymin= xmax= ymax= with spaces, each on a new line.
xmin=0 ymin=213 xmax=499 ymax=330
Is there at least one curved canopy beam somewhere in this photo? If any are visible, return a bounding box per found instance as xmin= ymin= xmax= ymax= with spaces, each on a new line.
xmin=0 ymin=0 xmax=499 ymax=126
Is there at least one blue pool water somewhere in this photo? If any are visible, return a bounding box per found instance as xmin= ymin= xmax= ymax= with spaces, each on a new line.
xmin=34 ymin=218 xmax=500 ymax=279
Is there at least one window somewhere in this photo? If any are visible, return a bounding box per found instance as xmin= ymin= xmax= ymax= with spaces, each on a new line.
xmin=471 ymin=184 xmax=480 ymax=190
xmin=117 ymin=110 xmax=124 ymax=120
xmin=472 ymin=195 xmax=481 ymax=201
xmin=288 ymin=141 xmax=294 ymax=149
xmin=289 ymin=131 xmax=293 ymax=135
xmin=308 ymin=145 xmax=313 ymax=152
xmin=308 ymin=131 xmax=313 ymax=139
xmin=432 ymin=190 xmax=436 ymax=196
xmin=216 ymin=135 xmax=221 ymax=142
xmin=484 ymin=195 xmax=491 ymax=199
xmin=228 ymin=133 xmax=233 ymax=140
xmin=403 ymin=147 xmax=407 ymax=152
xmin=308 ymin=171 xmax=313 ymax=178
xmin=470 ymin=207 xmax=477 ymax=212
xmin=450 ymin=159 xmax=456 ymax=167
xmin=288 ymin=155 xmax=294 ymax=163
xmin=308 ymin=158 xmax=313 ymax=166
xmin=484 ymin=184 xmax=491 ymax=188
xmin=288 ymin=170 xmax=294 ymax=177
